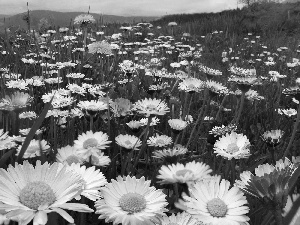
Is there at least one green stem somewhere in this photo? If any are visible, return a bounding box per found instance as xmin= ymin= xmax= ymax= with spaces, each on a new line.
xmin=233 ymin=91 xmax=245 ymax=125
xmin=283 ymin=102 xmax=300 ymax=158
xmin=273 ymin=205 xmax=283 ymax=225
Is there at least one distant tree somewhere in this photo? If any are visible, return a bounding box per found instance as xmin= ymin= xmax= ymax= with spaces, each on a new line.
xmin=38 ymin=18 xmax=50 ymax=33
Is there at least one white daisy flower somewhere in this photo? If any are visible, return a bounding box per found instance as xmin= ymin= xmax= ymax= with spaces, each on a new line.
xmin=66 ymin=163 xmax=107 ymax=201
xmin=95 ymin=175 xmax=168 ymax=225
xmin=56 ymin=145 xmax=85 ymax=165
xmin=133 ymin=98 xmax=169 ymax=117
xmin=115 ymin=134 xmax=142 ymax=151
xmin=74 ymin=131 xmax=111 ymax=157
xmin=0 ymin=161 xmax=93 ymax=225
xmin=168 ymin=119 xmax=188 ymax=131
xmin=16 ymin=139 xmax=50 ymax=158
xmin=157 ymin=161 xmax=212 ymax=184
xmin=159 ymin=212 xmax=202 ymax=225
xmin=213 ymin=132 xmax=251 ymax=160
xmin=147 ymin=134 xmax=173 ymax=147
xmin=179 ymin=178 xmax=250 ymax=225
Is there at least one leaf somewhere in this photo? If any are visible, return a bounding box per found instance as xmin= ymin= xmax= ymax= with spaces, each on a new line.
xmin=288 ymin=165 xmax=300 ymax=193
xmin=16 ymin=96 xmax=54 ymax=163
xmin=0 ymin=149 xmax=15 ymax=168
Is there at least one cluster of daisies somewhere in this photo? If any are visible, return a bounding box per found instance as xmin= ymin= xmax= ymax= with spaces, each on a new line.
xmin=1 ymin=11 xmax=300 ymax=225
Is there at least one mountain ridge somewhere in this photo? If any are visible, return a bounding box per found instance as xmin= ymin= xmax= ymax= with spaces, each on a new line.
xmin=0 ymin=10 xmax=159 ymax=31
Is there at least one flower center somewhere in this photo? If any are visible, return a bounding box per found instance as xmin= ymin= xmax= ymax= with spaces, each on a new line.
xmin=119 ymin=193 xmax=147 ymax=214
xmin=156 ymin=139 xmax=165 ymax=146
xmin=145 ymin=104 xmax=157 ymax=111
xmin=226 ymin=143 xmax=240 ymax=154
xmin=83 ymin=138 xmax=98 ymax=149
xmin=19 ymin=181 xmax=56 ymax=210
xmin=207 ymin=198 xmax=228 ymax=217
xmin=187 ymin=84 xmax=196 ymax=90
xmin=65 ymin=155 xmax=82 ymax=165
xmin=124 ymin=140 xmax=132 ymax=146
xmin=175 ymin=169 xmax=193 ymax=177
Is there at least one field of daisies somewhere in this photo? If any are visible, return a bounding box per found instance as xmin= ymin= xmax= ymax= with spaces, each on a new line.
xmin=0 ymin=12 xmax=300 ymax=225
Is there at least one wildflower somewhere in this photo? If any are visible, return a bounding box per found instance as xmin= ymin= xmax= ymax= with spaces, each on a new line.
xmin=140 ymin=117 xmax=160 ymax=126
xmin=0 ymin=161 xmax=93 ymax=225
xmin=115 ymin=134 xmax=142 ymax=151
xmin=147 ymin=134 xmax=173 ymax=148
xmin=95 ymin=176 xmax=168 ymax=225
xmin=19 ymin=111 xmax=37 ymax=120
xmin=262 ymin=129 xmax=284 ymax=147
xmin=159 ymin=212 xmax=202 ymax=225
xmin=153 ymin=144 xmax=187 ymax=162
xmin=88 ymin=41 xmax=112 ymax=55
xmin=74 ymin=14 xmax=95 ymax=25
xmin=66 ymin=163 xmax=107 ymax=201
xmin=56 ymin=145 xmax=85 ymax=165
xmin=77 ymin=100 xmax=108 ymax=115
xmin=133 ymin=98 xmax=169 ymax=117
xmin=74 ymin=131 xmax=111 ymax=158
xmin=110 ymin=98 xmax=132 ymax=117
xmin=16 ymin=140 xmax=50 ymax=158
xmin=178 ymin=78 xmax=204 ymax=93
xmin=0 ymin=91 xmax=32 ymax=111
xmin=168 ymin=119 xmax=188 ymax=133
xmin=157 ymin=161 xmax=212 ymax=184
xmin=89 ymin=151 xmax=111 ymax=167
xmin=213 ymin=132 xmax=251 ymax=160
xmin=277 ymin=108 xmax=297 ymax=117
xmin=0 ymin=129 xmax=17 ymax=150
xmin=235 ymin=158 xmax=297 ymax=209
xmin=179 ymin=178 xmax=250 ymax=225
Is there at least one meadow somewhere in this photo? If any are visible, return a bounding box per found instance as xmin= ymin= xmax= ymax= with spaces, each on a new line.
xmin=0 ymin=6 xmax=300 ymax=225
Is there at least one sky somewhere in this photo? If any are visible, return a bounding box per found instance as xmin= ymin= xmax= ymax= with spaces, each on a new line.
xmin=0 ymin=0 xmax=239 ymax=16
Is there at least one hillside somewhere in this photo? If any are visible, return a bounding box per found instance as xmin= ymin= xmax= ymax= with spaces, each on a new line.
xmin=0 ymin=10 xmax=158 ymax=31
xmin=153 ymin=2 xmax=300 ymax=37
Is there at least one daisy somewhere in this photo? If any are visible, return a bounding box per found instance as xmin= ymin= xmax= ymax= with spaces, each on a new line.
xmin=140 ymin=117 xmax=160 ymax=126
xmin=66 ymin=163 xmax=107 ymax=201
xmin=159 ymin=212 xmax=202 ymax=225
xmin=77 ymin=100 xmax=108 ymax=115
xmin=153 ymin=144 xmax=188 ymax=159
xmin=261 ymin=129 xmax=284 ymax=147
xmin=205 ymin=80 xmax=228 ymax=96
xmin=133 ymin=98 xmax=169 ymax=117
xmin=179 ymin=178 xmax=250 ymax=225
xmin=115 ymin=134 xmax=142 ymax=151
xmin=147 ymin=134 xmax=173 ymax=148
xmin=74 ymin=131 xmax=111 ymax=158
xmin=277 ymin=108 xmax=297 ymax=117
xmin=126 ymin=120 xmax=142 ymax=131
xmin=283 ymin=86 xmax=300 ymax=100
xmin=16 ymin=140 xmax=50 ymax=158
xmin=0 ymin=92 xmax=32 ymax=111
xmin=213 ymin=132 xmax=251 ymax=160
xmin=157 ymin=161 xmax=212 ymax=184
xmin=0 ymin=130 xmax=17 ymax=150
xmin=178 ymin=78 xmax=204 ymax=93
xmin=110 ymin=98 xmax=132 ymax=117
xmin=88 ymin=41 xmax=112 ymax=55
xmin=89 ymin=151 xmax=111 ymax=167
xmin=19 ymin=111 xmax=37 ymax=120
xmin=0 ymin=161 xmax=93 ymax=225
xmin=66 ymin=73 xmax=85 ymax=79
xmin=235 ymin=158 xmax=297 ymax=208
xmin=95 ymin=175 xmax=168 ymax=225
xmin=168 ymin=119 xmax=188 ymax=132
xmin=74 ymin=14 xmax=95 ymax=25
xmin=56 ymin=145 xmax=85 ymax=165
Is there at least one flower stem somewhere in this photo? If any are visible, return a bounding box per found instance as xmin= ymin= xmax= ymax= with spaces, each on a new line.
xmin=273 ymin=205 xmax=283 ymax=225
xmin=233 ymin=91 xmax=245 ymax=125
xmin=283 ymin=102 xmax=300 ymax=158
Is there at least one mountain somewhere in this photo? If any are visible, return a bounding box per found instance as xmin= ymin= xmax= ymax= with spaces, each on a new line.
xmin=0 ymin=10 xmax=158 ymax=31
